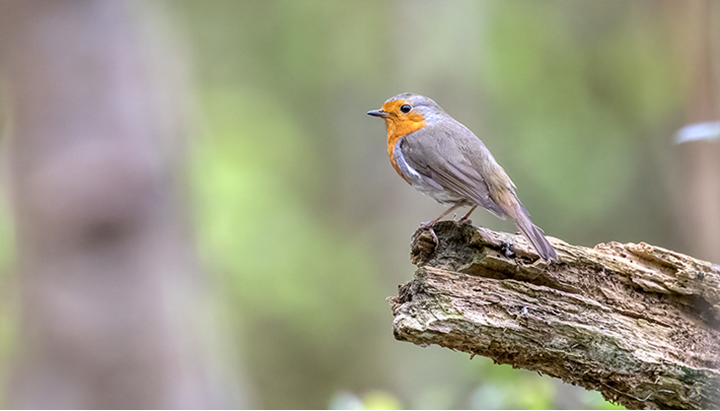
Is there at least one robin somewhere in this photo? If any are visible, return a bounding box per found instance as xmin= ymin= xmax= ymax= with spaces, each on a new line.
xmin=367 ymin=92 xmax=557 ymax=261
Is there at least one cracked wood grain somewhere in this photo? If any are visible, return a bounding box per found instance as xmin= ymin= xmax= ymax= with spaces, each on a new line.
xmin=388 ymin=221 xmax=720 ymax=409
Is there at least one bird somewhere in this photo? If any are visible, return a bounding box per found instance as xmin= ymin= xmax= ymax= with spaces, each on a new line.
xmin=367 ymin=92 xmax=557 ymax=261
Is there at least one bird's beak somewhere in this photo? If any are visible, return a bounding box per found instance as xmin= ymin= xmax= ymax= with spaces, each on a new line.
xmin=367 ymin=109 xmax=388 ymax=118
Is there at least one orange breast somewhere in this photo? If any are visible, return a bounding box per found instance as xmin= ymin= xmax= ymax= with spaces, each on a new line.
xmin=382 ymin=101 xmax=427 ymax=184
xmin=388 ymin=140 xmax=410 ymax=183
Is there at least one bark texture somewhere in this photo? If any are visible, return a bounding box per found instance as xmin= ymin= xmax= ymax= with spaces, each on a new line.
xmin=388 ymin=221 xmax=720 ymax=410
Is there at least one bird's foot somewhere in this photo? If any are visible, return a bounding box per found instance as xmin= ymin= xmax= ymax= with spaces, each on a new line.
xmin=412 ymin=220 xmax=439 ymax=245
xmin=458 ymin=205 xmax=477 ymax=226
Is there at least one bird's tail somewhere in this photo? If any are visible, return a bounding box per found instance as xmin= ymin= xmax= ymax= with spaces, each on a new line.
xmin=512 ymin=203 xmax=557 ymax=261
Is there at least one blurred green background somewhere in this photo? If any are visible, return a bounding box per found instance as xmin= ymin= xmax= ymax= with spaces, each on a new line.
xmin=3 ymin=0 xmax=719 ymax=409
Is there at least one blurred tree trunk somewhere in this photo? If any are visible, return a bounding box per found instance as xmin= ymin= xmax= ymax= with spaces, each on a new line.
xmin=0 ymin=1 xmax=230 ymax=408
xmin=671 ymin=0 xmax=720 ymax=263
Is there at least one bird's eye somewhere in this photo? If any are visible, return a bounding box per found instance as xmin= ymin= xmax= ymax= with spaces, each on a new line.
xmin=400 ymin=104 xmax=411 ymax=113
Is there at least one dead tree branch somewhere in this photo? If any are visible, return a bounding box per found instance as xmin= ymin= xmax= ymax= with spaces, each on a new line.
xmin=388 ymin=221 xmax=720 ymax=409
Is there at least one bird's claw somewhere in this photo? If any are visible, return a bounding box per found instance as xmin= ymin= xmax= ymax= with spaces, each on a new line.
xmin=412 ymin=221 xmax=439 ymax=245
xmin=458 ymin=216 xmax=473 ymax=225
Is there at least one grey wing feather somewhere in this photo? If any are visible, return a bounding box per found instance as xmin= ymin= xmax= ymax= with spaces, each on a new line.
xmin=400 ymin=122 xmax=507 ymax=217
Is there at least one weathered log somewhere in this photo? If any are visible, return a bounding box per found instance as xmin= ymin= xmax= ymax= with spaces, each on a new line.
xmin=388 ymin=221 xmax=720 ymax=409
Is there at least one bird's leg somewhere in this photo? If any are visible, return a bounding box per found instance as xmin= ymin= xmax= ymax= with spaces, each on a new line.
xmin=458 ymin=206 xmax=478 ymax=224
xmin=412 ymin=203 xmax=465 ymax=244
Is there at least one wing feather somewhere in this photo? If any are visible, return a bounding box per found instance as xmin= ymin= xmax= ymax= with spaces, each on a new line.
xmin=400 ymin=122 xmax=507 ymax=217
